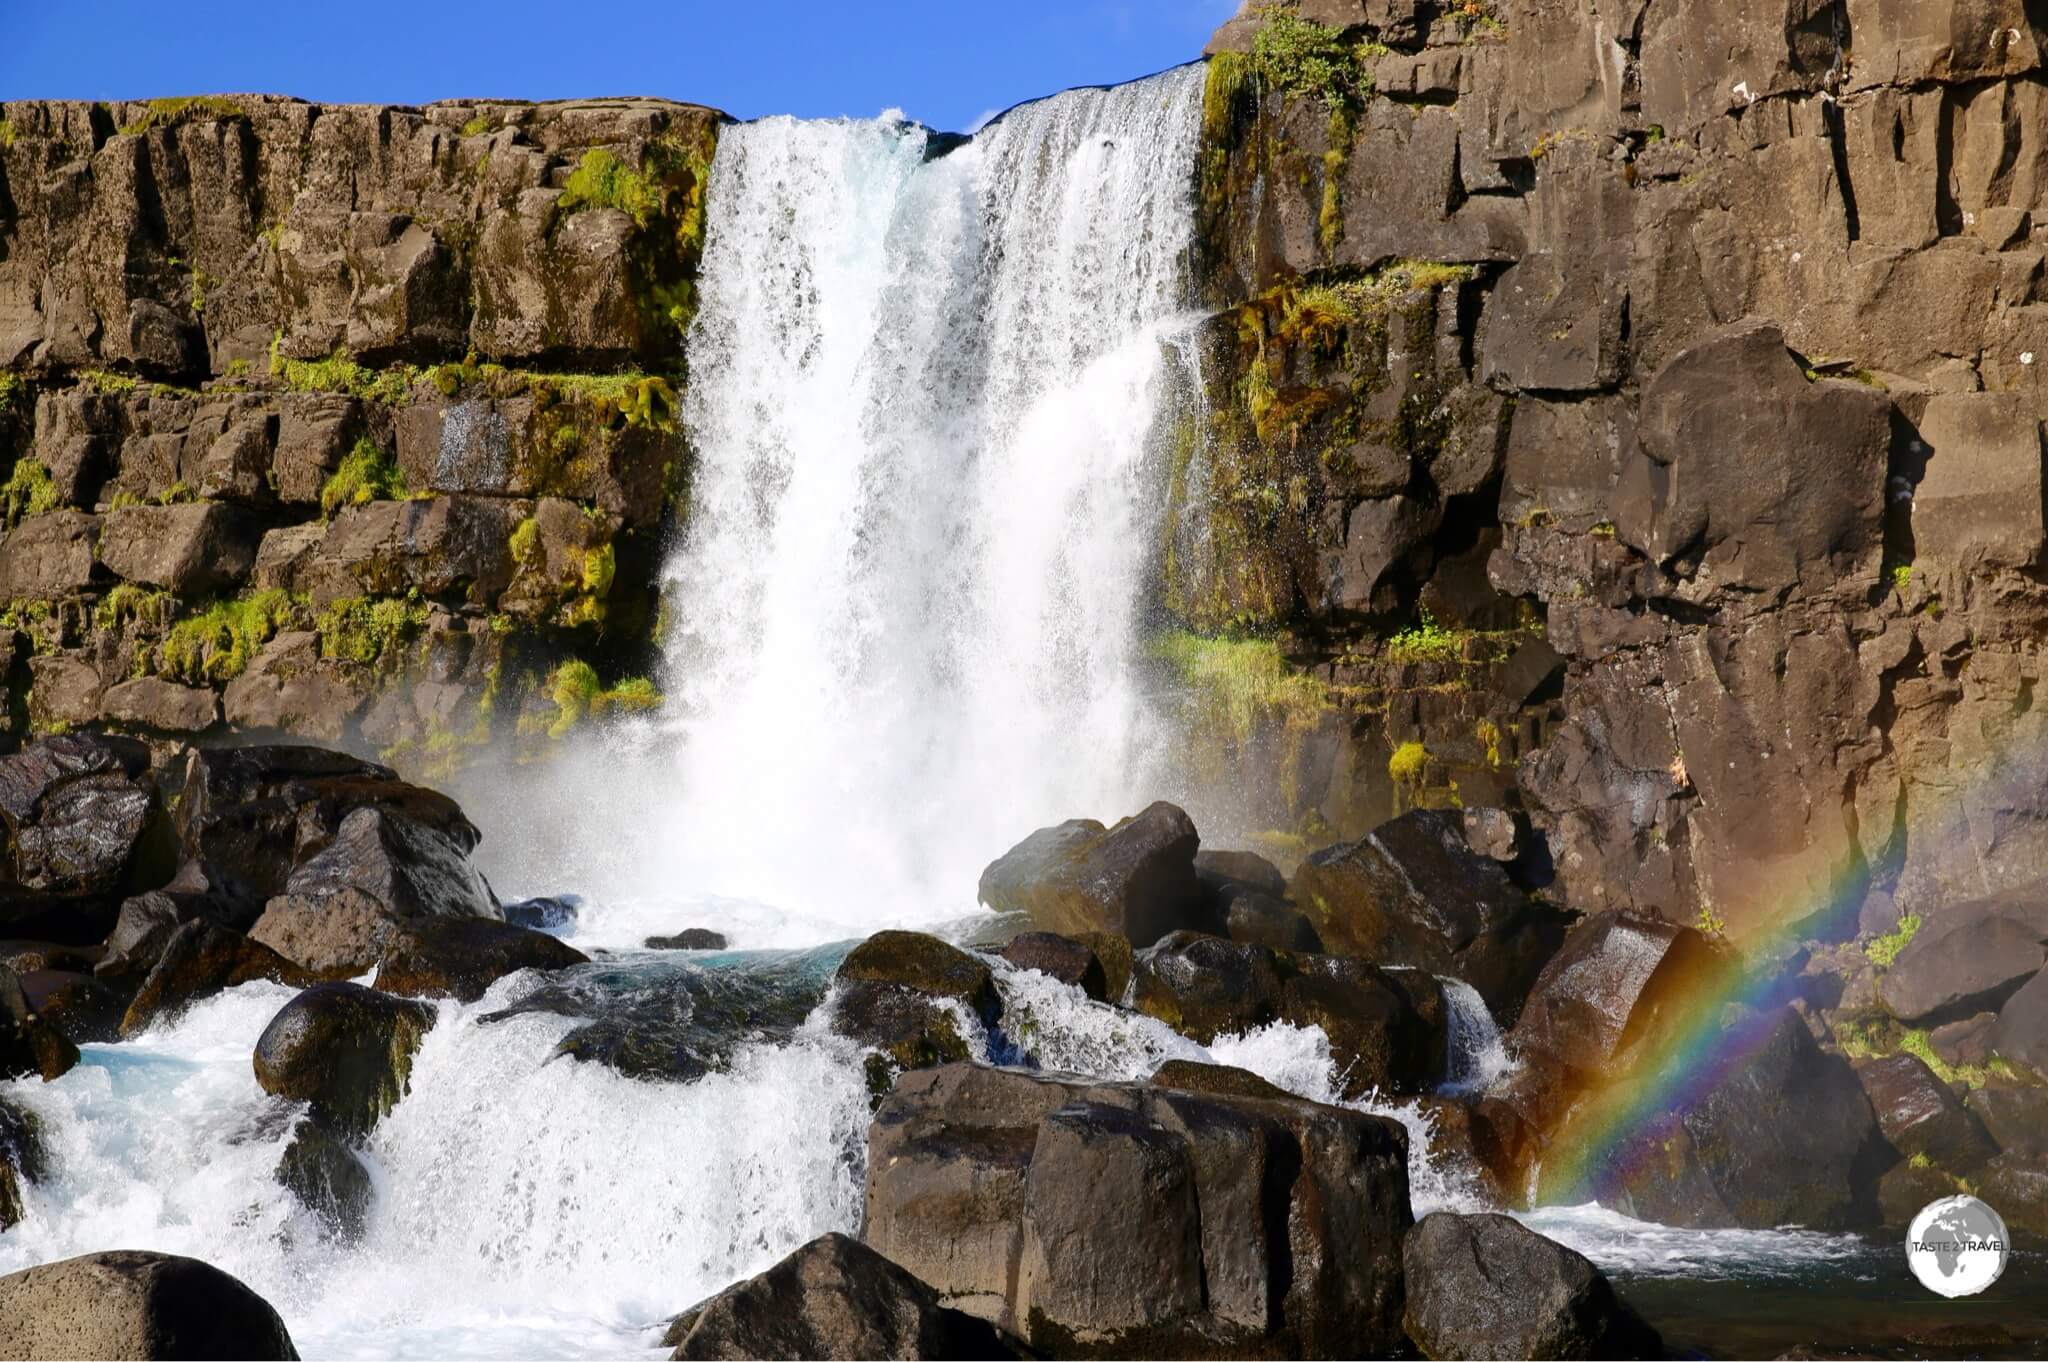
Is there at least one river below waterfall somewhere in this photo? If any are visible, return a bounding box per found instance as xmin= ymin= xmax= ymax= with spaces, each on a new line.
xmin=5 ymin=909 xmax=2042 ymax=1358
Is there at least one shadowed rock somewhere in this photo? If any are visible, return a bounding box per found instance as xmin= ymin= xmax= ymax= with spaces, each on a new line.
xmin=0 ymin=1250 xmax=299 ymax=1360
xmin=1402 ymin=1212 xmax=1661 ymax=1361
xmin=375 ymin=917 xmax=587 ymax=1003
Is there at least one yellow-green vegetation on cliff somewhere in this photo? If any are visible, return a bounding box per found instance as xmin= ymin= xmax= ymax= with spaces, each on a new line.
xmin=120 ymin=96 xmax=247 ymax=136
xmin=315 ymin=595 xmax=432 ymax=667
xmin=535 ymin=658 xmax=661 ymax=739
xmin=272 ymin=338 xmax=418 ymax=406
xmin=161 ymin=589 xmax=301 ymax=684
xmin=1833 ymin=1015 xmax=2020 ymax=1090
xmin=1865 ymin=913 xmax=1922 ymax=969
xmin=1388 ymin=739 xmax=1428 ymax=786
xmin=1385 ymin=610 xmax=1463 ymax=665
xmin=95 ymin=584 xmax=174 ymax=633
xmin=1 ymin=458 xmax=59 ymax=527
xmin=320 ymin=437 xmax=412 ymax=516
xmin=1152 ymin=631 xmax=1328 ymax=744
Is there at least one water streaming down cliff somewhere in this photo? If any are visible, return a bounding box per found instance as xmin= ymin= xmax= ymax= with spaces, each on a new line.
xmin=618 ymin=67 xmax=1210 ymax=929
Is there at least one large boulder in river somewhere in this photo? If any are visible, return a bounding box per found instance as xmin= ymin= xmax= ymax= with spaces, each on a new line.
xmin=120 ymin=920 xmax=316 ymax=1037
xmin=863 ymin=1061 xmax=1411 ymax=1356
xmin=1000 ymin=931 xmax=1112 ymax=1003
xmin=1853 ymin=1053 xmax=1998 ymax=1173
xmin=1290 ymin=810 xmax=1567 ymax=1023
xmin=1511 ymin=912 xmax=1728 ymax=1081
xmin=830 ymin=932 xmax=999 ymax=1090
xmin=174 ymin=745 xmax=480 ymax=929
xmin=1401 ymin=1212 xmax=1660 ymax=1361
xmin=0 ymin=735 xmax=175 ymax=943
xmin=1878 ymin=889 xmax=2048 ymax=1025
xmin=662 ymin=1233 xmax=1005 ymax=1361
xmin=0 ymin=1249 xmax=299 ymax=1360
xmin=0 ymin=965 xmax=78 ymax=1082
xmin=276 ymin=1120 xmax=373 ymax=1243
xmin=375 ymin=917 xmax=588 ymax=1003
xmin=976 ymin=802 xmax=1208 ymax=948
xmin=1544 ymin=1006 xmax=1887 ymax=1230
xmin=252 ymin=982 xmax=436 ymax=1139
xmin=248 ymin=806 xmax=500 ymax=976
xmin=1130 ymin=931 xmax=1446 ymax=1097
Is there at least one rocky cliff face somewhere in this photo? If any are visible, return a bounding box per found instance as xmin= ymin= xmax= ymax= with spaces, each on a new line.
xmin=0 ymin=94 xmax=717 ymax=771
xmin=1188 ymin=0 xmax=2048 ymax=940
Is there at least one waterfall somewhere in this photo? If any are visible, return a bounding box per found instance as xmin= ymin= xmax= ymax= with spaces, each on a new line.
xmin=633 ymin=67 xmax=1206 ymax=928
xmin=1441 ymin=977 xmax=1516 ymax=1095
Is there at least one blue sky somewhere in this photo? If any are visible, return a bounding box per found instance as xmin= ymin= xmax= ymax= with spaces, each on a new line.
xmin=2 ymin=1 xmax=1235 ymax=132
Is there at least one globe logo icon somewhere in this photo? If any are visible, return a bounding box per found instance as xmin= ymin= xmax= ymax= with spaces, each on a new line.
xmin=1907 ymin=1195 xmax=2010 ymax=1298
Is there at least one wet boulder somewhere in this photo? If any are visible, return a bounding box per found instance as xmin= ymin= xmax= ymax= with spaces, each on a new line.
xmin=15 ymin=968 xmax=126 ymax=1044
xmin=1877 ymin=1161 xmax=1966 ymax=1229
xmin=0 ymin=1094 xmax=44 ymax=1230
xmin=1878 ymin=893 xmax=2048 ymax=1025
xmin=1291 ymin=810 xmax=1567 ymax=1023
xmin=0 ymin=965 xmax=79 ymax=1082
xmin=0 ymin=734 xmax=175 ymax=943
xmin=1401 ymin=1212 xmax=1660 ymax=1361
xmin=374 ymin=917 xmax=587 ymax=1003
xmin=1967 ymin=1086 xmax=2048 ymax=1157
xmin=662 ymin=1232 xmax=1005 ymax=1361
xmin=248 ymin=806 xmax=500 ymax=977
xmin=276 ymin=1120 xmax=373 ymax=1243
xmin=831 ymin=932 xmax=999 ymax=1090
xmin=174 ymin=745 xmax=480 ymax=929
xmin=999 ymin=931 xmax=1111 ymax=1003
xmin=644 ymin=928 xmax=726 ymax=950
xmin=0 ymin=1250 xmax=299 ymax=1360
xmin=1853 ymin=1053 xmax=1998 ymax=1173
xmin=976 ymin=802 xmax=1207 ymax=948
xmin=1132 ymin=933 xmax=1445 ymax=1097
xmin=1511 ymin=912 xmax=1728 ymax=1081
xmin=1075 ymin=930 xmax=1133 ymax=1003
xmin=92 ymin=892 xmax=187 ymax=986
xmin=252 ymin=982 xmax=436 ymax=1139
xmin=863 ymin=1062 xmax=1412 ymax=1357
xmin=1222 ymin=888 xmax=1323 ymax=953
xmin=1546 ymin=1007 xmax=1887 ymax=1230
xmin=1194 ymin=848 xmax=1287 ymax=900
xmin=120 ymin=920 xmax=316 ymax=1038
xmin=1977 ymin=1151 xmax=2048 ymax=1236
xmin=504 ymin=894 xmax=581 ymax=932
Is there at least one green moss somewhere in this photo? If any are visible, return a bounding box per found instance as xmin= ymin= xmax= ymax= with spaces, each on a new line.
xmin=1153 ymin=632 xmax=1328 ymax=744
xmin=1 ymin=458 xmax=59 ymax=526
xmin=1475 ymin=717 xmax=1504 ymax=769
xmin=460 ymin=113 xmax=492 ymax=137
xmin=1889 ymin=562 xmax=1914 ymax=596
xmin=1386 ymin=609 xmax=1463 ymax=665
xmin=95 ymin=583 xmax=173 ymax=632
xmin=170 ymin=256 xmax=214 ymax=315
xmin=1251 ymin=9 xmax=1378 ymax=112
xmin=543 ymin=660 xmax=663 ymax=739
xmin=558 ymin=149 xmax=663 ymax=226
xmin=1388 ymin=740 xmax=1427 ymax=786
xmin=580 ymin=541 xmax=616 ymax=596
xmin=120 ymin=96 xmax=247 ymax=137
xmin=1866 ymin=913 xmax=1923 ymax=969
xmin=315 ymin=595 xmax=431 ymax=667
xmin=319 ymin=438 xmax=409 ymax=517
xmin=1834 ymin=1016 xmax=2021 ymax=1089
xmin=80 ymin=369 xmax=138 ymax=394
xmin=272 ymin=340 xmax=417 ymax=406
xmin=524 ymin=371 xmax=679 ymax=432
xmin=161 ymin=589 xmax=300 ymax=684
xmin=509 ymin=516 xmax=541 ymax=568
xmin=0 ymin=119 xmax=14 ymax=149
xmin=1694 ymin=905 xmax=1728 ymax=937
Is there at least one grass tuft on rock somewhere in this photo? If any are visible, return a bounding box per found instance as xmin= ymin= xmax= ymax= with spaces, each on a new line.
xmin=316 ymin=596 xmax=431 ymax=667
xmin=120 ymin=96 xmax=247 ymax=136
xmin=319 ymin=438 xmax=410 ymax=517
xmin=161 ymin=590 xmax=301 ymax=684
xmin=1 ymin=458 xmax=59 ymax=526
xmin=1865 ymin=913 xmax=1922 ymax=969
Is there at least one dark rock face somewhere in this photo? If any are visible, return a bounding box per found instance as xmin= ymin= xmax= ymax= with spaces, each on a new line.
xmin=0 ymin=1249 xmax=299 ymax=1360
xmin=504 ymin=895 xmax=582 ymax=932
xmin=1222 ymin=888 xmax=1324 ymax=953
xmin=1879 ymin=894 xmax=2048 ymax=1025
xmin=120 ymin=920 xmax=315 ymax=1037
xmin=1978 ymin=1151 xmax=2048 ymax=1236
xmin=862 ymin=1061 xmax=1411 ymax=1357
xmin=645 ymin=928 xmax=726 ymax=951
xmin=374 ymin=917 xmax=587 ymax=1003
xmin=663 ymin=1233 xmax=1004 ymax=1361
xmin=0 ymin=1094 xmax=45 ymax=1230
xmin=1988 ymin=966 xmax=2048 ymax=1079
xmin=1000 ymin=932 xmax=1111 ymax=1003
xmin=1194 ymin=848 xmax=1287 ymax=900
xmin=1853 ymin=1053 xmax=1998 ymax=1173
xmin=0 ymin=735 xmax=173 ymax=943
xmin=252 ymin=982 xmax=435 ymax=1139
xmin=1878 ymin=1161 xmax=1965 ymax=1229
xmin=276 ymin=1119 xmax=373 ymax=1243
xmin=1547 ymin=1008 xmax=1887 ymax=1230
xmin=1402 ymin=1212 xmax=1660 ymax=1361
xmin=248 ymin=806 xmax=499 ymax=976
xmin=1131 ymin=931 xmax=1445 ymax=1097
xmin=977 ymin=803 xmax=1208 ymax=948
xmin=15 ymin=968 xmax=125 ymax=1044
xmin=0 ymin=965 xmax=79 ymax=1081
xmin=1291 ymin=810 xmax=1566 ymax=1023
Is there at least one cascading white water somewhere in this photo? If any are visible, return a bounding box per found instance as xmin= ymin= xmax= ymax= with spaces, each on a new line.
xmin=623 ymin=67 xmax=1206 ymax=927
xmin=1440 ymin=977 xmax=1516 ymax=1095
